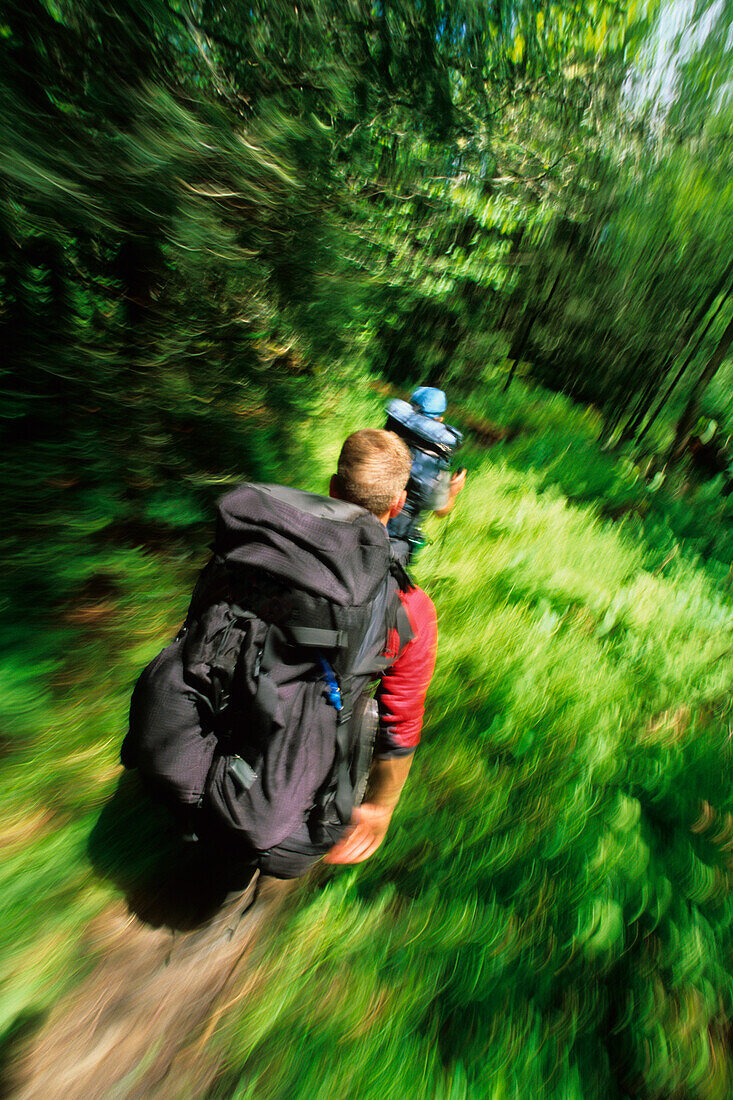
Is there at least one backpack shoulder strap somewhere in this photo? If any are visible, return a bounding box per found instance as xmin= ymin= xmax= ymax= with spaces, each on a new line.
xmin=389 ymin=554 xmax=414 ymax=594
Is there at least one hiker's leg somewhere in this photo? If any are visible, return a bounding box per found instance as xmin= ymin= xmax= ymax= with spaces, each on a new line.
xmin=197 ymin=812 xmax=260 ymax=892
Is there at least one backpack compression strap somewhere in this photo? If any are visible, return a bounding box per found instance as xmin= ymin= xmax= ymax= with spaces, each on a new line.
xmin=286 ymin=625 xmax=348 ymax=649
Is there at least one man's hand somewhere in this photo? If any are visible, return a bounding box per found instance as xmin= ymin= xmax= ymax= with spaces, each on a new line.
xmin=324 ymin=803 xmax=393 ymax=864
xmin=324 ymin=754 xmax=414 ymax=865
xmin=450 ymin=468 xmax=467 ymax=494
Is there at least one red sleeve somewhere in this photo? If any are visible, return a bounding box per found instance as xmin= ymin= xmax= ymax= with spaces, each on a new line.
xmin=375 ymin=585 xmax=438 ymax=758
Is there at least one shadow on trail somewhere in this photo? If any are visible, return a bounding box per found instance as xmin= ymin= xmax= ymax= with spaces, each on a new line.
xmin=10 ymin=771 xmax=299 ymax=1100
xmin=88 ymin=770 xmax=233 ymax=931
xmin=0 ymin=1013 xmax=46 ymax=1100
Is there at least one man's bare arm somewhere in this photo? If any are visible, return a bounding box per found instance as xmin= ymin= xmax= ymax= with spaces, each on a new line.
xmin=324 ymin=755 xmax=414 ymax=865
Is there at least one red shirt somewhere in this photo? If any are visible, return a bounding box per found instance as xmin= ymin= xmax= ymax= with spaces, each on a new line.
xmin=375 ymin=585 xmax=438 ymax=757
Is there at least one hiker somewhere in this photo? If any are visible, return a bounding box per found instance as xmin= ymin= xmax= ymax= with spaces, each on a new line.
xmin=384 ymin=387 xmax=466 ymax=564
xmin=122 ymin=429 xmax=437 ymax=892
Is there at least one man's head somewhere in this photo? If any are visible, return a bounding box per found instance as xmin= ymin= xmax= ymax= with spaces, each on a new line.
xmin=331 ymin=429 xmax=411 ymax=523
xmin=411 ymin=386 xmax=447 ymax=419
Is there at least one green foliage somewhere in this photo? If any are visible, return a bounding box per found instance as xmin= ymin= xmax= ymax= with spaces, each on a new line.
xmin=4 ymin=377 xmax=733 ymax=1096
xmin=454 ymin=378 xmax=733 ymax=575
xmin=3 ymin=0 xmax=733 ymax=1094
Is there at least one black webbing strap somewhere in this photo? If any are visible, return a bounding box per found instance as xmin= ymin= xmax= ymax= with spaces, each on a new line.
xmin=332 ymin=676 xmax=355 ymax=823
xmin=286 ymin=625 xmax=348 ymax=649
xmin=251 ymin=626 xmax=280 ymax=742
xmin=333 ymin=717 xmax=354 ymax=824
xmin=231 ymin=604 xmax=256 ymax=621
xmin=389 ymin=555 xmax=415 ymax=592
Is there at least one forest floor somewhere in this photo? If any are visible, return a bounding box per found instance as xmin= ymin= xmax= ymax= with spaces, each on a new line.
xmin=9 ymin=863 xmax=297 ymax=1099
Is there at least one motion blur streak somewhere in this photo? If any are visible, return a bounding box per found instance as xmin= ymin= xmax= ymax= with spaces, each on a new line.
xmin=3 ymin=0 xmax=733 ymax=1097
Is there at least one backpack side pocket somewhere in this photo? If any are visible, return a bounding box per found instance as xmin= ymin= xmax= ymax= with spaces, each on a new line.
xmin=123 ymin=637 xmax=217 ymax=807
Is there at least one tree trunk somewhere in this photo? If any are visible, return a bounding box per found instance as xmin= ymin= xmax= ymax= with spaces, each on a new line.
xmin=496 ymin=226 xmax=526 ymax=331
xmin=637 ymin=287 xmax=732 ymax=446
xmin=616 ymin=370 xmax=658 ymax=444
xmin=667 ymin=311 xmax=733 ymax=466
xmin=503 ymin=266 xmax=563 ymax=393
xmin=632 ymin=262 xmax=733 ymax=444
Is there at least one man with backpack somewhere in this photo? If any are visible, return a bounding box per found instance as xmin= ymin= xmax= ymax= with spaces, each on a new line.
xmin=384 ymin=387 xmax=466 ymax=564
xmin=122 ymin=429 xmax=438 ymax=894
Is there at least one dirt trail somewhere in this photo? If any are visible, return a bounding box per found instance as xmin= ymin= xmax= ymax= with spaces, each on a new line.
xmin=11 ymin=875 xmax=296 ymax=1099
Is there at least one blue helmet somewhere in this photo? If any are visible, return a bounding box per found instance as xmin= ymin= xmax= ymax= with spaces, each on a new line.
xmin=410 ymin=386 xmax=447 ymax=418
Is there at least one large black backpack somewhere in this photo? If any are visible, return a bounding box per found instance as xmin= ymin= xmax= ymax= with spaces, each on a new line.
xmin=121 ymin=483 xmax=413 ymax=850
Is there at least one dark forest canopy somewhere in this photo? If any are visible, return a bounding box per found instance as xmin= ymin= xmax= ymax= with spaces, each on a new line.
xmin=2 ymin=0 xmax=733 ymax=552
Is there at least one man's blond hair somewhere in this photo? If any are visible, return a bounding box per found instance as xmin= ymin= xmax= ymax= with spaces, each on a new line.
xmin=335 ymin=429 xmax=412 ymax=516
